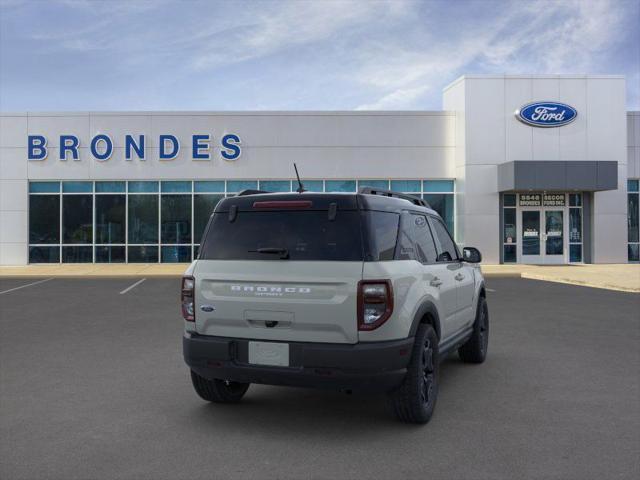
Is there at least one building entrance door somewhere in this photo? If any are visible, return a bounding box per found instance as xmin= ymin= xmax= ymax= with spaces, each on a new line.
xmin=518 ymin=207 xmax=567 ymax=264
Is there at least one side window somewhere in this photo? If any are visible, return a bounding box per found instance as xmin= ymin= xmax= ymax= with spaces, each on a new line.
xmin=429 ymin=216 xmax=458 ymax=262
xmin=395 ymin=212 xmax=417 ymax=261
xmin=411 ymin=214 xmax=437 ymax=263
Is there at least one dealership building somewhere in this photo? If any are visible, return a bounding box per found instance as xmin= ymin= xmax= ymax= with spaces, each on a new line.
xmin=0 ymin=74 xmax=638 ymax=265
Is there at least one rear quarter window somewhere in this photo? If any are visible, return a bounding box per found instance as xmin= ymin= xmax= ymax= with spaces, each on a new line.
xmin=362 ymin=211 xmax=400 ymax=261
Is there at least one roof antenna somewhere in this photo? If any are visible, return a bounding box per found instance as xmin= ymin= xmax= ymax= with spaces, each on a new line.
xmin=294 ymin=163 xmax=306 ymax=193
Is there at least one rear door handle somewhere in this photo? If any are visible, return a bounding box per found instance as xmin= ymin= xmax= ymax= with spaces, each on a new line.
xmin=430 ymin=277 xmax=443 ymax=287
xmin=454 ymin=273 xmax=465 ymax=281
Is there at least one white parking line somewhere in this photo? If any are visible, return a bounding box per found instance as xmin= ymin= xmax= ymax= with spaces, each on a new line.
xmin=0 ymin=277 xmax=54 ymax=295
xmin=119 ymin=278 xmax=146 ymax=295
xmin=486 ymin=288 xmax=496 ymax=292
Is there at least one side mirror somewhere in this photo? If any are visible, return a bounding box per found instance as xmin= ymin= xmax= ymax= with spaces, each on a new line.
xmin=462 ymin=247 xmax=482 ymax=263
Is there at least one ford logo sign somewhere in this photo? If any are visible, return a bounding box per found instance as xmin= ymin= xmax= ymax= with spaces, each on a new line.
xmin=515 ymin=102 xmax=577 ymax=127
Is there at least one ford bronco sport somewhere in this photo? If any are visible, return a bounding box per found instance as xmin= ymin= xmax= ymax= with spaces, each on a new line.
xmin=182 ymin=187 xmax=488 ymax=424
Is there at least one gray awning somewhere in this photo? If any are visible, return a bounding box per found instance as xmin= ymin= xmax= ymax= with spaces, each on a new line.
xmin=497 ymin=161 xmax=617 ymax=192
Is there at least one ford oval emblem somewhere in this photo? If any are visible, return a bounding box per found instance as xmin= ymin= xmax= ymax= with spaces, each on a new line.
xmin=515 ymin=101 xmax=577 ymax=128
xmin=200 ymin=305 xmax=215 ymax=312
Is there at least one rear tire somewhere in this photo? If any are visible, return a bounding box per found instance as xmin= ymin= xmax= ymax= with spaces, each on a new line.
xmin=190 ymin=370 xmax=250 ymax=403
xmin=458 ymin=296 xmax=489 ymax=364
xmin=387 ymin=324 xmax=439 ymax=424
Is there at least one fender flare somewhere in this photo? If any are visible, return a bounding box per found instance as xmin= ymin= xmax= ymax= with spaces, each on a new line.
xmin=408 ymin=301 xmax=442 ymax=340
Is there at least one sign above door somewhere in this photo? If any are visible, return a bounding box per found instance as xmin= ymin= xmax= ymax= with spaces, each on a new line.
xmin=518 ymin=193 xmax=566 ymax=207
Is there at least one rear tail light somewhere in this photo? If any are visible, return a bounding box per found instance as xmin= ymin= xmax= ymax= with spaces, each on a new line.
xmin=181 ymin=276 xmax=195 ymax=322
xmin=357 ymin=280 xmax=393 ymax=331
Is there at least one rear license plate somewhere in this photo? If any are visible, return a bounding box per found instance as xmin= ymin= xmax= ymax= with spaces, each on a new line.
xmin=248 ymin=341 xmax=289 ymax=367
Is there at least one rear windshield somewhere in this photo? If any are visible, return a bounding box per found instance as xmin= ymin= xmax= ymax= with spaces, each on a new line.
xmin=199 ymin=210 xmax=400 ymax=262
xmin=199 ymin=211 xmax=364 ymax=261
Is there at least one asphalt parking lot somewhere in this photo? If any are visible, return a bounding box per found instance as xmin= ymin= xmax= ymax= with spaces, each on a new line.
xmin=0 ymin=276 xmax=638 ymax=480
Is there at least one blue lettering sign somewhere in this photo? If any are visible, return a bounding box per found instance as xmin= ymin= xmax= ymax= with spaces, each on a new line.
xmin=159 ymin=134 xmax=179 ymax=160
xmin=60 ymin=135 xmax=79 ymax=161
xmin=90 ymin=134 xmax=113 ymax=161
xmin=28 ymin=135 xmax=47 ymax=160
xmin=192 ymin=134 xmax=210 ymax=160
xmin=221 ymin=134 xmax=241 ymax=161
xmin=125 ymin=135 xmax=145 ymax=160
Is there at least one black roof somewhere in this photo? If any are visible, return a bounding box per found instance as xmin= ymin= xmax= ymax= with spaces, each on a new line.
xmin=214 ymin=190 xmax=438 ymax=216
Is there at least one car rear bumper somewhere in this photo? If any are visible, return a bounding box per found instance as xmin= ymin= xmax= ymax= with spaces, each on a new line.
xmin=183 ymin=332 xmax=414 ymax=393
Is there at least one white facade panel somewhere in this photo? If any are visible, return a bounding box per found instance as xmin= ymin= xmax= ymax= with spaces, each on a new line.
xmin=531 ymin=78 xmax=561 ymax=161
xmin=0 ymin=147 xmax=28 ymax=179
xmin=0 ymin=243 xmax=27 ymax=266
xmin=0 ymin=179 xmax=28 ymax=211
xmin=558 ymin=78 xmax=588 ymax=160
xmin=505 ymin=78 xmax=533 ymax=162
xmin=0 ymin=115 xmax=27 ymax=148
xmin=0 ymin=211 xmax=27 ymax=243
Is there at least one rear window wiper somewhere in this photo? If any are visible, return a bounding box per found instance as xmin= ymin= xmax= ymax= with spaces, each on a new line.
xmin=248 ymin=247 xmax=290 ymax=259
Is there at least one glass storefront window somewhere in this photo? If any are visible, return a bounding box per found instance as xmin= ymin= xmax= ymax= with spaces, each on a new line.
xmin=62 ymin=246 xmax=93 ymax=263
xmin=301 ymin=180 xmax=323 ymax=192
xmin=423 ymin=180 xmax=454 ymax=193
xmin=391 ymin=180 xmax=421 ymax=192
xmin=504 ymin=194 xmax=516 ymax=207
xmin=161 ymin=195 xmax=191 ymax=244
xmin=27 ymin=178 xmax=456 ymax=263
xmin=259 ymin=180 xmax=291 ymax=192
xmin=29 ymin=182 xmax=60 ymax=193
xmin=570 ymin=244 xmax=582 ymax=263
xmin=161 ymin=246 xmax=191 ymax=263
xmin=569 ymin=194 xmax=582 ymax=207
xmin=62 ymin=181 xmax=92 ymax=193
xmin=504 ymin=244 xmax=516 ymax=263
xmin=128 ymin=195 xmax=158 ymax=244
xmin=629 ymin=181 xmax=639 ymax=261
xmin=29 ymin=195 xmax=60 ymax=243
xmin=503 ymin=208 xmax=516 ymax=243
xmin=227 ymin=180 xmax=257 ymax=193
xmin=325 ymin=180 xmax=356 ymax=192
xmin=95 ymin=181 xmax=126 ymax=193
xmin=161 ymin=181 xmax=191 ymax=193
xmin=95 ymin=246 xmax=125 ymax=263
xmin=128 ymin=245 xmax=159 ymax=263
xmin=359 ymin=180 xmax=390 ymax=190
xmin=29 ymin=246 xmax=59 ymax=263
xmin=95 ymin=195 xmax=125 ymax=244
xmin=63 ymin=195 xmax=92 ymax=243
xmin=569 ymin=208 xmax=582 ymax=243
xmin=628 ymin=192 xmax=639 ymax=243
xmin=194 ymin=181 xmax=225 ymax=193
xmin=128 ymin=181 xmax=159 ymax=193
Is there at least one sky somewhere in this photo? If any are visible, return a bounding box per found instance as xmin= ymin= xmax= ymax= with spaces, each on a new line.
xmin=0 ymin=0 xmax=638 ymax=111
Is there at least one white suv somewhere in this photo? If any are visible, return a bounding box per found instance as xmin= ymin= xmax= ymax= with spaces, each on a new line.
xmin=182 ymin=188 xmax=488 ymax=424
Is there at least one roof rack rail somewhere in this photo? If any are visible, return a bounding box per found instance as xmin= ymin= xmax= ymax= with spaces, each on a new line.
xmin=236 ymin=189 xmax=270 ymax=196
xmin=358 ymin=187 xmax=430 ymax=208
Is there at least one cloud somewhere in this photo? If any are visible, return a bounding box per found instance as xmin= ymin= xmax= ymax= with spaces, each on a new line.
xmin=354 ymin=0 xmax=636 ymax=109
xmin=0 ymin=0 xmax=637 ymax=110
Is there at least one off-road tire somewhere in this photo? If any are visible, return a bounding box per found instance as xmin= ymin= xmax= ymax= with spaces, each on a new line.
xmin=190 ymin=370 xmax=250 ymax=403
xmin=458 ymin=296 xmax=489 ymax=364
xmin=387 ymin=324 xmax=439 ymax=424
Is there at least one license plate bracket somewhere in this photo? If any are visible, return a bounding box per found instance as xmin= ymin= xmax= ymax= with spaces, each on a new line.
xmin=248 ymin=341 xmax=290 ymax=367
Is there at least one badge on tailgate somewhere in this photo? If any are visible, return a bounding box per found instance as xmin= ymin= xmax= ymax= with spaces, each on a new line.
xmin=248 ymin=341 xmax=290 ymax=367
